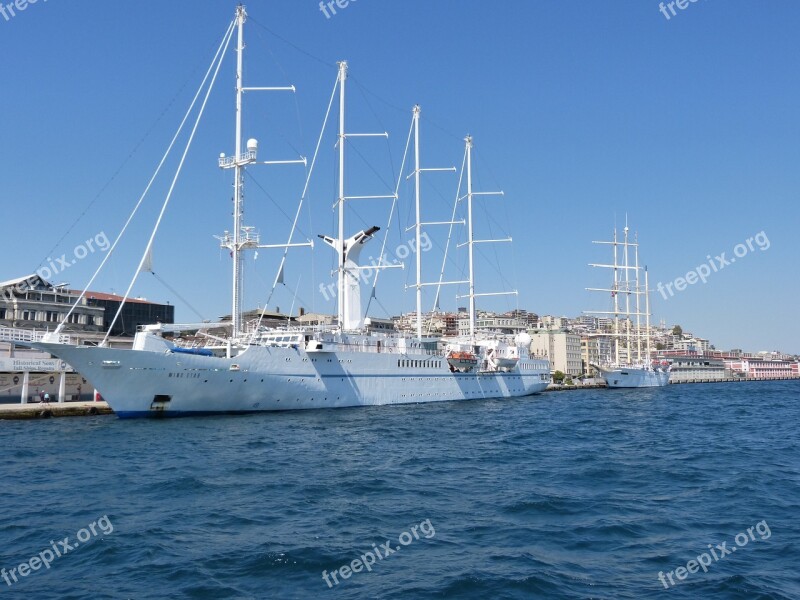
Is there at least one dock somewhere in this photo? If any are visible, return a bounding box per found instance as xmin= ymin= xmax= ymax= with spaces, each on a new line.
xmin=670 ymin=376 xmax=800 ymax=384
xmin=0 ymin=401 xmax=113 ymax=420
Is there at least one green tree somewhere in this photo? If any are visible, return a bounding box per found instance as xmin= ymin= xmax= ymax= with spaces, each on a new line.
xmin=672 ymin=325 xmax=683 ymax=337
xmin=552 ymin=370 xmax=565 ymax=384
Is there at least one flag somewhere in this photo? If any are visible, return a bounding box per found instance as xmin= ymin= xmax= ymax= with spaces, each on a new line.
xmin=143 ymin=247 xmax=153 ymax=273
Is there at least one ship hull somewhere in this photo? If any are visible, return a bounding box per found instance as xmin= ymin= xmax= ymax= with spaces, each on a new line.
xmin=597 ymin=366 xmax=670 ymax=388
xmin=30 ymin=343 xmax=550 ymax=418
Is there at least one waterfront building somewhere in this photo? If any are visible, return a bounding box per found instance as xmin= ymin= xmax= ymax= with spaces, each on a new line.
xmin=458 ymin=312 xmax=528 ymax=337
xmin=530 ymin=330 xmax=582 ymax=376
xmin=727 ymin=358 xmax=796 ymax=379
xmin=84 ymin=291 xmax=174 ymax=337
xmin=668 ymin=356 xmax=727 ymax=382
xmin=580 ymin=335 xmax=612 ymax=376
xmin=0 ymin=275 xmax=104 ymax=333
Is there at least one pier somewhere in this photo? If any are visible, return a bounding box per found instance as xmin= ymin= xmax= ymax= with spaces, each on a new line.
xmin=0 ymin=401 xmax=112 ymax=420
xmin=669 ymin=376 xmax=800 ymax=384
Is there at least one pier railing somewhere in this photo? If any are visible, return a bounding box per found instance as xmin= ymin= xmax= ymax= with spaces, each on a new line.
xmin=0 ymin=327 xmax=71 ymax=345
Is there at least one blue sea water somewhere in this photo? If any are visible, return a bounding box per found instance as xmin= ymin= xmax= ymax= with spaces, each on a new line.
xmin=1 ymin=380 xmax=798 ymax=599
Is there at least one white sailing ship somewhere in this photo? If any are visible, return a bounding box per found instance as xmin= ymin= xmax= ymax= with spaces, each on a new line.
xmin=30 ymin=6 xmax=550 ymax=417
xmin=585 ymin=223 xmax=670 ymax=388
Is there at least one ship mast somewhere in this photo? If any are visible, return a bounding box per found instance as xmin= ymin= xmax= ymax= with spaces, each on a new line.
xmin=586 ymin=225 xmax=649 ymax=367
xmin=337 ymin=61 xmax=347 ymax=327
xmin=644 ymin=266 xmax=652 ymax=365
xmin=218 ymin=5 xmax=308 ymax=340
xmin=413 ymin=106 xmax=423 ymax=339
xmin=613 ymin=228 xmax=620 ymax=365
xmin=321 ymin=61 xmax=394 ymax=331
xmin=409 ymin=106 xmax=456 ymax=339
xmin=634 ymin=231 xmax=642 ymax=363
xmin=466 ymin=137 xmax=476 ymax=339
xmin=623 ymin=224 xmax=632 ymax=365
xmin=457 ymin=136 xmax=513 ymax=341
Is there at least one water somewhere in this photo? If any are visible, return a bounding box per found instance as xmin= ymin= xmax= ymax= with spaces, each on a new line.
xmin=1 ymin=380 xmax=798 ymax=599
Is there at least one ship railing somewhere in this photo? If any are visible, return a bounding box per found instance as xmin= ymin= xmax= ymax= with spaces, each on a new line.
xmin=322 ymin=340 xmax=444 ymax=357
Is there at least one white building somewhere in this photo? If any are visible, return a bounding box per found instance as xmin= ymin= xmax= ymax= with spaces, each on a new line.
xmin=530 ymin=330 xmax=582 ymax=376
xmin=581 ymin=335 xmax=612 ymax=375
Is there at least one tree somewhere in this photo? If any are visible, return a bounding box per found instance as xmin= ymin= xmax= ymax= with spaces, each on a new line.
xmin=552 ymin=370 xmax=565 ymax=384
xmin=672 ymin=325 xmax=683 ymax=337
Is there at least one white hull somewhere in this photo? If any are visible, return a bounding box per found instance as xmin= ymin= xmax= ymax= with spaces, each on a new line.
xmin=597 ymin=365 xmax=670 ymax=388
xmin=32 ymin=342 xmax=550 ymax=418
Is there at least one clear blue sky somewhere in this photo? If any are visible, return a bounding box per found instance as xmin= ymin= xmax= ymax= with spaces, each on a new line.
xmin=1 ymin=1 xmax=798 ymax=353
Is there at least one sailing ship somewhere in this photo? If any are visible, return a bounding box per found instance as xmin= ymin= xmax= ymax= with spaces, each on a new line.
xmin=585 ymin=223 xmax=670 ymax=388
xmin=29 ymin=6 xmax=550 ymax=417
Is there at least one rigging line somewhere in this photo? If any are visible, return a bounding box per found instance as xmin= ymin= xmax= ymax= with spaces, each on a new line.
xmin=149 ymin=271 xmax=206 ymax=322
xmin=370 ymin=294 xmax=392 ymax=320
xmin=364 ymin=112 xmax=414 ymax=318
xmin=55 ymin=18 xmax=237 ymax=336
xmin=419 ymin=112 xmax=464 ymax=144
xmin=353 ymin=78 xmax=398 ymax=186
xmin=347 ymin=141 xmax=396 ymax=195
xmin=247 ymin=18 xmax=306 ymax=149
xmin=248 ymin=15 xmax=337 ymax=70
xmin=479 ymin=194 xmax=508 ymax=302
xmin=349 ymin=74 xmax=409 ymax=118
xmin=431 ymin=144 xmax=467 ymax=314
xmin=255 ymin=68 xmax=339 ymax=332
xmin=472 ymin=150 xmax=512 ymax=303
xmin=103 ymin=17 xmax=236 ymax=346
xmin=35 ymin=38 xmax=219 ymax=275
xmin=244 ymin=171 xmax=310 ymax=238
xmin=350 ymin=74 xmax=465 ymax=146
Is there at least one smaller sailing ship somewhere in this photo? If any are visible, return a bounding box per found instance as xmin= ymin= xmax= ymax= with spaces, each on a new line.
xmin=585 ymin=223 xmax=670 ymax=388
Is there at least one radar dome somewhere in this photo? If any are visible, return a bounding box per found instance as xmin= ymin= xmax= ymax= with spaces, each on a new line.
xmin=515 ymin=332 xmax=532 ymax=348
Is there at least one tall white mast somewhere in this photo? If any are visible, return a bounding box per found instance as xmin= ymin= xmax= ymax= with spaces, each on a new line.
xmin=231 ymin=5 xmax=246 ymax=338
xmin=623 ymin=224 xmax=631 ymax=364
xmin=337 ymin=61 xmax=347 ymax=328
xmin=456 ymin=135 xmax=512 ymax=341
xmin=322 ymin=61 xmax=393 ymax=331
xmin=465 ymin=136 xmax=476 ymax=339
xmin=644 ymin=266 xmax=652 ymax=365
xmin=634 ymin=231 xmax=642 ymax=363
xmin=218 ymin=5 xmax=308 ymax=340
xmin=413 ymin=106 xmax=423 ymax=339
xmin=408 ymin=106 xmax=457 ymax=340
xmin=613 ymin=228 xmax=620 ymax=365
xmin=587 ymin=225 xmax=650 ymax=367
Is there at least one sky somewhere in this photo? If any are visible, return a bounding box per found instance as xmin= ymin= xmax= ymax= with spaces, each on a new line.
xmin=1 ymin=0 xmax=798 ymax=353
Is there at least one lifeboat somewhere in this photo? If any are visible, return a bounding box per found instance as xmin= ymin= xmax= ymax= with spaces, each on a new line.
xmin=446 ymin=351 xmax=478 ymax=372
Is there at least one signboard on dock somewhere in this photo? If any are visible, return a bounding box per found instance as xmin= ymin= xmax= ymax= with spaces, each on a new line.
xmin=0 ymin=358 xmax=72 ymax=372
